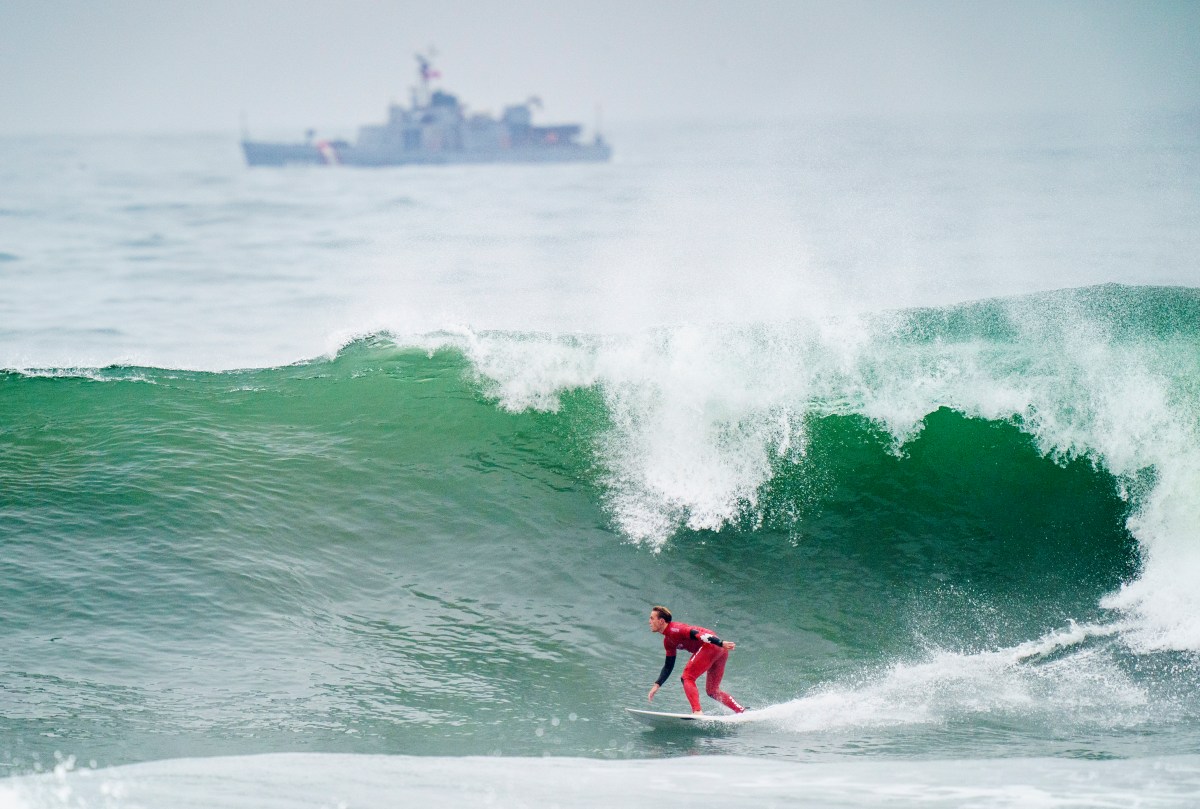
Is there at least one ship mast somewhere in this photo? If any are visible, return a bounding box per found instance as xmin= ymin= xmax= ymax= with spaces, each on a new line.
xmin=415 ymin=51 xmax=440 ymax=107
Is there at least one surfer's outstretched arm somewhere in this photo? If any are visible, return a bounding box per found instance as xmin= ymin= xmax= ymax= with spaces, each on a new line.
xmin=649 ymin=655 xmax=676 ymax=701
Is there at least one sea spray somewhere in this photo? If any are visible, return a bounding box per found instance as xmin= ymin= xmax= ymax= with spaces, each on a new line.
xmin=391 ymin=287 xmax=1200 ymax=659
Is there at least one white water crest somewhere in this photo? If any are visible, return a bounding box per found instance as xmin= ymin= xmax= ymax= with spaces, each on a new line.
xmin=404 ymin=286 xmax=1200 ymax=652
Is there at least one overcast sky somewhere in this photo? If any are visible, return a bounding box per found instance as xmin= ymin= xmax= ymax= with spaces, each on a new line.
xmin=1 ymin=0 xmax=1197 ymax=135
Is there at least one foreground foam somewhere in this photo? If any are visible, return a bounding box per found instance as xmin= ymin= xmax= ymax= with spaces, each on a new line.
xmin=4 ymin=752 xmax=1200 ymax=809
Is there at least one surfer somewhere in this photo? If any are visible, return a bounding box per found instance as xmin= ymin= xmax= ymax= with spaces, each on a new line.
xmin=647 ymin=605 xmax=746 ymax=714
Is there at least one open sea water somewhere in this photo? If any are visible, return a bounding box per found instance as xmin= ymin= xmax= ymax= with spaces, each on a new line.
xmin=2 ymin=111 xmax=1200 ymax=807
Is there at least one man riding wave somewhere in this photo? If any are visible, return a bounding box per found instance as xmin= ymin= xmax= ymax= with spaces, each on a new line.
xmin=647 ymin=605 xmax=746 ymax=714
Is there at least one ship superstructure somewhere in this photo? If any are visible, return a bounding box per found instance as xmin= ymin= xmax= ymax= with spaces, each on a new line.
xmin=242 ymin=55 xmax=610 ymax=167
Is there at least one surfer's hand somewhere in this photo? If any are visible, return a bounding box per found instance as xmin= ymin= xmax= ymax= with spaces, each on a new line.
xmin=725 ymin=641 xmax=736 ymax=651
xmin=648 ymin=684 xmax=659 ymax=702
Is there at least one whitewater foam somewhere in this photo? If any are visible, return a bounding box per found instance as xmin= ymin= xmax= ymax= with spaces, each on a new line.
xmin=743 ymin=623 xmax=1149 ymax=738
xmin=5 ymin=752 xmax=1200 ymax=809
xmin=395 ymin=286 xmax=1200 ymax=651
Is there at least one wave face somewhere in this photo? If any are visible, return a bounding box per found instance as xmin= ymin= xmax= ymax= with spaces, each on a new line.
xmin=3 ymin=284 xmax=1199 ymax=774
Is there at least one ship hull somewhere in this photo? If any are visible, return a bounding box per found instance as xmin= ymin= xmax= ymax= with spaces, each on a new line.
xmin=241 ymin=141 xmax=327 ymax=166
xmin=242 ymin=140 xmax=612 ymax=168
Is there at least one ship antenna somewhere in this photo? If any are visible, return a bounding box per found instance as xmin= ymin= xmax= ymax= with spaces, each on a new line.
xmin=415 ymin=53 xmax=429 ymax=106
xmin=415 ymin=48 xmax=440 ymax=107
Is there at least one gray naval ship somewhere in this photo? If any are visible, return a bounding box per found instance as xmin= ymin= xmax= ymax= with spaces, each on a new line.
xmin=242 ymin=55 xmax=611 ymax=167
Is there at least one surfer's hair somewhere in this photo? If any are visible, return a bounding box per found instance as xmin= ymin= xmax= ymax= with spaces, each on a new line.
xmin=651 ymin=605 xmax=672 ymax=622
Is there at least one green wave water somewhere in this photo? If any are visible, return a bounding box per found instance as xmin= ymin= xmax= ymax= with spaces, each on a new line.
xmin=2 ymin=285 xmax=1200 ymax=776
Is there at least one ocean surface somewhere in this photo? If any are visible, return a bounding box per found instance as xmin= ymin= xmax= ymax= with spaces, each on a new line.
xmin=2 ymin=111 xmax=1200 ymax=807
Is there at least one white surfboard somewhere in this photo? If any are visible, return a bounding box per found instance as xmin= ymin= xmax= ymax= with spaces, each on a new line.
xmin=625 ymin=708 xmax=728 ymax=727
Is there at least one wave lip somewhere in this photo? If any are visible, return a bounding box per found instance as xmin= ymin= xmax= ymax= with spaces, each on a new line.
xmin=404 ymin=286 xmax=1200 ymax=652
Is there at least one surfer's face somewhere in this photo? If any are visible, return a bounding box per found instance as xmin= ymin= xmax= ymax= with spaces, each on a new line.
xmin=649 ymin=612 xmax=668 ymax=633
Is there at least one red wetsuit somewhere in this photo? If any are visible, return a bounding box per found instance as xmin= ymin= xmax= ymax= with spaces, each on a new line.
xmin=656 ymin=621 xmax=745 ymax=713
